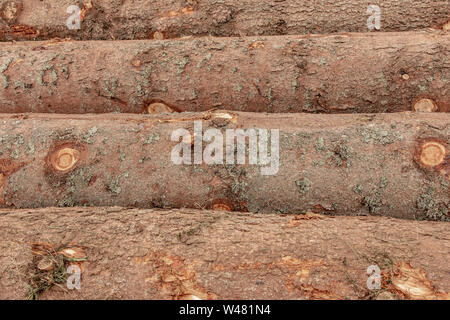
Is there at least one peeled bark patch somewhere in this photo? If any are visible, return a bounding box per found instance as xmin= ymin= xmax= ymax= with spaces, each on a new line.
xmin=0 ymin=112 xmax=448 ymax=221
xmin=0 ymin=32 xmax=448 ymax=114
xmin=0 ymin=207 xmax=448 ymax=300
xmin=388 ymin=262 xmax=449 ymax=300
xmin=0 ymin=0 xmax=448 ymax=40
xmin=24 ymin=242 xmax=87 ymax=299
xmin=36 ymin=256 xmax=54 ymax=272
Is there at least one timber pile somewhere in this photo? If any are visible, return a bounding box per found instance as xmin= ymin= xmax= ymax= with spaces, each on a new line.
xmin=0 ymin=0 xmax=448 ymax=300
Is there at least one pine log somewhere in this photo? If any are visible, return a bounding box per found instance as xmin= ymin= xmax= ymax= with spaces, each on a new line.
xmin=0 ymin=32 xmax=449 ymax=114
xmin=0 ymin=111 xmax=448 ymax=220
xmin=0 ymin=0 xmax=449 ymax=40
xmin=0 ymin=207 xmax=448 ymax=300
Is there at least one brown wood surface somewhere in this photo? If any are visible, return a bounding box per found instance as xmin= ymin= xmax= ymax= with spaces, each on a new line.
xmin=0 ymin=0 xmax=448 ymax=40
xmin=0 ymin=111 xmax=448 ymax=220
xmin=0 ymin=31 xmax=449 ymax=114
xmin=0 ymin=207 xmax=448 ymax=299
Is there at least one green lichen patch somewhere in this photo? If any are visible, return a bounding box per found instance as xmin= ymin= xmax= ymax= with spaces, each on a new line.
xmin=104 ymin=78 xmax=118 ymax=98
xmin=50 ymin=128 xmax=77 ymax=141
xmin=58 ymin=196 xmax=75 ymax=207
xmin=118 ymin=148 xmax=126 ymax=162
xmin=61 ymin=66 xmax=70 ymax=79
xmin=353 ymin=184 xmax=363 ymax=194
xmin=363 ymin=193 xmax=383 ymax=214
xmin=0 ymin=133 xmax=25 ymax=159
xmin=358 ymin=127 xmax=403 ymax=145
xmin=139 ymin=156 xmax=151 ymax=163
xmin=175 ymin=56 xmax=190 ymax=74
xmin=328 ymin=143 xmax=352 ymax=167
xmin=25 ymin=141 xmax=35 ymax=155
xmin=56 ymin=167 xmax=94 ymax=207
xmin=296 ymin=177 xmax=312 ymax=194
xmin=38 ymin=65 xmax=58 ymax=86
xmin=66 ymin=167 xmax=93 ymax=193
xmin=297 ymin=132 xmax=312 ymax=148
xmin=361 ymin=177 xmax=390 ymax=214
xmin=106 ymin=175 xmax=122 ymax=195
xmin=314 ymin=137 xmax=327 ymax=151
xmin=81 ymin=127 xmax=99 ymax=144
xmin=417 ymin=187 xmax=449 ymax=221
xmin=196 ymin=53 xmax=212 ymax=68
xmin=379 ymin=177 xmax=388 ymax=189
xmin=0 ymin=57 xmax=13 ymax=89
xmin=0 ymin=58 xmax=13 ymax=73
xmin=280 ymin=133 xmax=299 ymax=151
xmin=212 ymin=164 xmax=249 ymax=209
xmin=14 ymin=80 xmax=33 ymax=90
xmin=143 ymin=133 xmax=160 ymax=145
xmin=1 ymin=73 xmax=9 ymax=89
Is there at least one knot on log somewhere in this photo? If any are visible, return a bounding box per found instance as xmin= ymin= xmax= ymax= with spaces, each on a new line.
xmin=419 ymin=141 xmax=446 ymax=167
xmin=147 ymin=102 xmax=175 ymax=114
xmin=413 ymin=98 xmax=438 ymax=112
xmin=153 ymin=31 xmax=164 ymax=40
xmin=415 ymin=139 xmax=448 ymax=179
xmin=210 ymin=199 xmax=234 ymax=212
xmin=47 ymin=143 xmax=87 ymax=174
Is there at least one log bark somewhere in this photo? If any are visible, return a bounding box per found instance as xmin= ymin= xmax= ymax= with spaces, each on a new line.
xmin=0 ymin=207 xmax=448 ymax=300
xmin=0 ymin=0 xmax=448 ymax=41
xmin=0 ymin=31 xmax=449 ymax=114
xmin=0 ymin=111 xmax=448 ymax=220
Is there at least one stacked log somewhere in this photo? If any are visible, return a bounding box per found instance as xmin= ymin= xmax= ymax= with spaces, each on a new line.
xmin=0 ymin=207 xmax=448 ymax=300
xmin=0 ymin=0 xmax=448 ymax=301
xmin=0 ymin=32 xmax=448 ymax=114
xmin=0 ymin=0 xmax=448 ymax=40
xmin=0 ymin=111 xmax=448 ymax=220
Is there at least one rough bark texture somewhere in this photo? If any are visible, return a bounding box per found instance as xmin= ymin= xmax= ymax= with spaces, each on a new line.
xmin=0 ymin=207 xmax=448 ymax=300
xmin=0 ymin=111 xmax=448 ymax=220
xmin=0 ymin=0 xmax=448 ymax=41
xmin=0 ymin=31 xmax=449 ymax=114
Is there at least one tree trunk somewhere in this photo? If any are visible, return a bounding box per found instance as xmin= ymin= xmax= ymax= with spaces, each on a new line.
xmin=0 ymin=0 xmax=448 ymax=41
xmin=0 ymin=111 xmax=448 ymax=220
xmin=0 ymin=207 xmax=448 ymax=300
xmin=0 ymin=31 xmax=449 ymax=114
